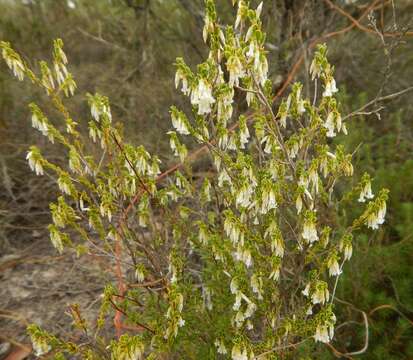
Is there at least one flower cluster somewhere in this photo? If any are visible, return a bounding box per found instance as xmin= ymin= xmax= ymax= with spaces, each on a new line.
xmin=1 ymin=41 xmax=25 ymax=81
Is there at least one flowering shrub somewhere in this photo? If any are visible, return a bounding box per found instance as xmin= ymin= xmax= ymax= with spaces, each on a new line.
xmin=1 ymin=0 xmax=388 ymax=358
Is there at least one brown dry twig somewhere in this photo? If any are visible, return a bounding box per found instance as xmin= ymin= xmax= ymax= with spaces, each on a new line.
xmin=323 ymin=0 xmax=413 ymax=37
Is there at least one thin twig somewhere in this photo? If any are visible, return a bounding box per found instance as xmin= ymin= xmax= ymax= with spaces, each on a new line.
xmin=255 ymin=339 xmax=308 ymax=359
xmin=342 ymin=85 xmax=413 ymax=121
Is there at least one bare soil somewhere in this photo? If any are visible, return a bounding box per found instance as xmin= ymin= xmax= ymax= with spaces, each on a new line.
xmin=0 ymin=231 xmax=111 ymax=359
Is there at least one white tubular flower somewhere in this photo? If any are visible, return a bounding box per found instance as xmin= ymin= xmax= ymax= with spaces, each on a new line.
xmin=171 ymin=109 xmax=190 ymax=135
xmin=218 ymin=129 xmax=229 ymax=150
xmin=327 ymin=256 xmax=342 ymax=277
xmin=54 ymin=62 xmax=68 ymax=85
xmin=127 ymin=341 xmax=145 ymax=360
xmin=49 ymin=226 xmax=64 ymax=254
xmin=336 ymin=111 xmax=343 ymax=132
xmin=13 ymin=60 xmax=25 ymax=81
xmin=239 ymin=125 xmax=250 ymax=149
xmin=295 ymin=86 xmax=306 ymax=114
xmin=100 ymin=203 xmax=112 ymax=222
xmin=367 ymin=200 xmax=387 ymax=229
xmin=309 ymin=59 xmax=321 ymax=80
xmin=265 ymin=221 xmax=284 ymax=257
xmin=296 ymin=195 xmax=303 ymax=214
xmin=309 ymin=167 xmax=319 ymax=194
xmin=31 ymin=338 xmax=51 ymax=357
xmin=135 ymin=265 xmax=145 ymax=283
xmin=57 ymin=176 xmax=72 ymax=196
xmin=252 ymin=45 xmax=261 ymax=73
xmin=218 ymin=169 xmax=231 ymax=187
xmin=261 ymin=188 xmax=277 ymax=214
xmin=358 ymin=181 xmax=374 ymax=203
xmin=234 ymin=310 xmax=245 ymax=328
xmin=377 ymin=201 xmax=386 ymax=224
xmin=217 ymin=88 xmax=234 ymax=124
xmin=62 ymin=75 xmax=76 ymax=97
xmin=233 ymin=291 xmax=243 ymax=311
xmin=257 ymin=56 xmax=268 ymax=85
xmin=256 ymin=1 xmax=263 ymax=18
xmin=31 ymin=112 xmax=48 ymax=136
xmin=340 ymin=237 xmax=353 ymax=261
xmin=297 ymin=99 xmax=306 ymax=114
xmin=302 ymin=283 xmax=310 ymax=297
xmin=203 ymin=14 xmax=213 ymax=43
xmin=280 ymin=111 xmax=287 ymax=128
xmin=90 ymin=102 xmax=99 ymax=122
xmin=314 ymin=324 xmax=330 ymax=343
xmin=149 ymin=157 xmax=161 ymax=177
xmin=246 ymin=85 xmax=255 ymax=106
xmin=245 ymin=24 xmax=253 ymax=42
xmin=218 ymin=131 xmax=229 ymax=149
xmin=269 ymin=256 xmax=281 ymax=281
xmin=26 ymin=150 xmax=44 ymax=176
xmin=366 ymin=212 xmax=379 ymax=229
xmin=288 ymin=142 xmax=299 ymax=159
xmin=302 ymin=219 xmax=318 ymax=244
xmin=314 ymin=312 xmax=336 ymax=343
xmin=311 ymin=282 xmax=329 ymax=305
xmin=191 ymin=79 xmax=215 ymax=115
xmin=244 ymin=302 xmax=257 ymax=319
xmin=228 ymin=135 xmax=237 ymax=150
xmin=6 ymin=57 xmax=25 ymax=81
xmin=272 ymin=236 xmax=284 ymax=258
xmin=236 ymin=185 xmax=253 ymax=208
xmin=251 ymin=274 xmax=263 ymax=300
xmin=323 ymin=77 xmax=338 ymax=97
xmin=324 ymin=112 xmax=336 ymax=138
xmin=199 ymin=225 xmax=208 ymax=245
xmin=320 ymin=151 xmax=333 ymax=178
xmin=234 ymin=1 xmax=244 ymax=29
xmin=342 ymin=122 xmax=348 ymax=135
xmin=103 ymin=103 xmax=112 ymax=122
xmin=246 ymin=41 xmax=256 ymax=60
xmin=227 ymin=55 xmax=246 ymax=87
xmin=267 ymin=224 xmax=284 ymax=258
xmin=215 ymin=339 xmax=227 ymax=355
xmin=269 ymin=267 xmax=280 ymax=281
xmin=175 ymin=69 xmax=190 ymax=95
xmin=168 ymin=131 xmax=186 ymax=161
xmin=1 ymin=44 xmax=25 ymax=81
xmin=224 ymin=216 xmax=243 ymax=245
xmin=345 ymin=243 xmax=353 ymax=260
xmin=230 ymin=278 xmax=239 ymax=295
xmin=136 ymin=149 xmax=151 ymax=175
xmin=202 ymin=286 xmax=213 ymax=311
xmin=299 ymin=174 xmax=309 ymax=188
xmin=261 ymin=135 xmax=272 ymax=154
xmin=243 ymin=249 xmax=252 ymax=268
xmin=231 ymin=344 xmax=248 ymax=360
xmin=235 ymin=245 xmax=252 ymax=267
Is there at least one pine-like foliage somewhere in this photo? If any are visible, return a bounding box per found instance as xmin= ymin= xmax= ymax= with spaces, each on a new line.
xmin=1 ymin=1 xmax=388 ymax=358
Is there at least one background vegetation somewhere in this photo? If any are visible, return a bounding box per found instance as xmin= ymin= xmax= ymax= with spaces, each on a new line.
xmin=0 ymin=0 xmax=412 ymax=358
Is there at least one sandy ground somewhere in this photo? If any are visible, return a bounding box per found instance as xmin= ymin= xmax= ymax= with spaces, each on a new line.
xmin=0 ymin=232 xmax=111 ymax=359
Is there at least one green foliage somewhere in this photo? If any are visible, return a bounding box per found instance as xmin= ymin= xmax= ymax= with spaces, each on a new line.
xmin=334 ymin=103 xmax=413 ymax=359
xmin=1 ymin=0 xmax=412 ymax=359
xmin=1 ymin=1 xmax=392 ymax=358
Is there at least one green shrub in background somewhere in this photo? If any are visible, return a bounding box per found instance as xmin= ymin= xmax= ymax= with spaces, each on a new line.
xmin=332 ymin=103 xmax=413 ymax=359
